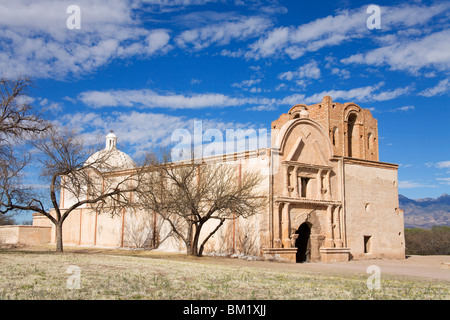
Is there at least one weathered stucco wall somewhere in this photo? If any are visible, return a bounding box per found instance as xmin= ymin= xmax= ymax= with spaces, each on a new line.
xmin=32 ymin=154 xmax=271 ymax=255
xmin=0 ymin=225 xmax=51 ymax=245
xmin=343 ymin=161 xmax=405 ymax=260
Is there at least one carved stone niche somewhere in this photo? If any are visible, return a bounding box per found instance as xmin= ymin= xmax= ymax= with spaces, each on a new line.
xmin=282 ymin=161 xmax=332 ymax=200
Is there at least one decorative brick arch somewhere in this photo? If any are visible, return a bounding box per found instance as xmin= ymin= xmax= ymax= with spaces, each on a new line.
xmin=274 ymin=117 xmax=333 ymax=163
xmin=343 ymin=104 xmax=363 ymax=158
xmin=288 ymin=104 xmax=308 ymax=120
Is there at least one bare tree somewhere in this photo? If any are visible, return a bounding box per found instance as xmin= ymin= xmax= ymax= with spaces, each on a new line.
xmin=123 ymin=208 xmax=174 ymax=249
xmin=0 ymin=77 xmax=49 ymax=141
xmin=0 ymin=77 xmax=50 ymax=224
xmin=0 ymin=213 xmax=15 ymax=225
xmin=235 ymin=219 xmax=259 ymax=256
xmin=138 ymin=152 xmax=266 ymax=257
xmin=0 ymin=126 xmax=147 ymax=252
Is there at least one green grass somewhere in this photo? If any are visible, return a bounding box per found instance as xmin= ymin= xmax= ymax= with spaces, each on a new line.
xmin=0 ymin=249 xmax=448 ymax=300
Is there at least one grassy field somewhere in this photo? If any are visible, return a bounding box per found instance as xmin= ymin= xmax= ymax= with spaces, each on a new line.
xmin=0 ymin=247 xmax=448 ymax=300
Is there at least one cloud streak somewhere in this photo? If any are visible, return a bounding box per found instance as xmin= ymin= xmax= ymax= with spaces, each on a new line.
xmin=175 ymin=16 xmax=272 ymax=50
xmin=78 ymin=81 xmax=412 ymax=111
xmin=419 ymin=79 xmax=450 ymax=97
xmin=78 ymin=89 xmax=258 ymax=109
xmin=0 ymin=0 xmax=172 ymax=78
xmin=55 ymin=110 xmax=257 ymax=157
xmin=342 ymin=29 xmax=450 ymax=74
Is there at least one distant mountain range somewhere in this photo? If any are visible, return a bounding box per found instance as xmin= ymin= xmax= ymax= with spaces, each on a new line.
xmin=399 ymin=194 xmax=450 ymax=228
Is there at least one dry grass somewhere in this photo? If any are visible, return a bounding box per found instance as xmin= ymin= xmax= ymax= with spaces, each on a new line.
xmin=0 ymin=246 xmax=448 ymax=300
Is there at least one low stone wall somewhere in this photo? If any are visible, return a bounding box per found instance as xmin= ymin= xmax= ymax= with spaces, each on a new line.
xmin=0 ymin=225 xmax=52 ymax=246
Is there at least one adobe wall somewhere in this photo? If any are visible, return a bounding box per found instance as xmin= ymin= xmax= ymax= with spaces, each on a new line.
xmin=343 ymin=160 xmax=405 ymax=260
xmin=32 ymin=152 xmax=271 ymax=255
xmin=0 ymin=225 xmax=51 ymax=245
xmin=157 ymin=153 xmax=271 ymax=256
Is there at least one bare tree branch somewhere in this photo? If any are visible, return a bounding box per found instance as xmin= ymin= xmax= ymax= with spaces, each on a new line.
xmin=138 ymin=150 xmax=266 ymax=257
xmin=0 ymin=124 xmax=149 ymax=252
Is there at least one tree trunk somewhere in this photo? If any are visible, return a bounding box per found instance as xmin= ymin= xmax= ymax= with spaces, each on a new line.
xmin=190 ymin=223 xmax=203 ymax=256
xmin=190 ymin=235 xmax=199 ymax=256
xmin=55 ymin=221 xmax=64 ymax=252
xmin=198 ymin=218 xmax=225 ymax=257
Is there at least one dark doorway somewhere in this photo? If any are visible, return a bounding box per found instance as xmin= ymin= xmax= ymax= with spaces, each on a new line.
xmin=295 ymin=223 xmax=311 ymax=263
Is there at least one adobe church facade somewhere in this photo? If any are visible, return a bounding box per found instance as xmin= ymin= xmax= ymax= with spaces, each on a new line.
xmin=31 ymin=96 xmax=405 ymax=263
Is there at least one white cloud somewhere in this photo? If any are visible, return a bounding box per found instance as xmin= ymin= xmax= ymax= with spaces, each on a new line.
xmin=381 ymin=3 xmax=449 ymax=27
xmin=395 ymin=106 xmax=415 ymax=111
xmin=371 ymin=105 xmax=415 ymax=113
xmin=142 ymin=0 xmax=218 ymax=12
xmin=437 ymin=177 xmax=450 ymax=185
xmin=231 ymin=78 xmax=264 ymax=93
xmin=342 ymin=29 xmax=450 ymax=74
xmin=56 ymin=110 xmax=258 ymax=157
xmin=278 ymin=60 xmax=321 ymax=87
xmin=370 ymin=86 xmax=412 ymax=101
xmin=78 ymin=89 xmax=254 ymax=109
xmin=419 ymin=79 xmax=450 ymax=97
xmin=245 ymin=3 xmax=449 ymax=65
xmin=424 ymin=161 xmax=450 ymax=169
xmin=246 ymin=105 xmax=277 ymax=112
xmin=291 ymin=82 xmax=411 ymax=105
xmin=329 ymin=67 xmax=350 ymax=79
xmin=175 ymin=16 xmax=272 ymax=50
xmin=246 ymin=26 xmax=291 ymax=59
xmin=398 ymin=180 xmax=436 ymax=189
xmin=1 ymin=1 xmax=448 ymax=79
xmin=36 ymin=97 xmax=63 ymax=113
xmin=56 ymin=111 xmax=191 ymax=154
xmin=78 ymin=80 xmax=412 ymax=112
xmin=116 ymin=29 xmax=172 ymax=57
xmin=232 ymin=79 xmax=262 ymax=88
xmin=278 ymin=93 xmax=306 ymax=106
xmin=0 ymin=0 xmax=172 ymax=78
xmin=436 ymin=161 xmax=450 ymax=169
xmin=394 ymin=105 xmax=415 ymax=112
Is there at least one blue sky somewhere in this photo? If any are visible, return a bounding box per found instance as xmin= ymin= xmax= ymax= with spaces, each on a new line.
xmin=1 ymin=0 xmax=449 ymax=201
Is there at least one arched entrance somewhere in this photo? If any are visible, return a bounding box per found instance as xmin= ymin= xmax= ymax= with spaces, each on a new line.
xmin=295 ymin=223 xmax=311 ymax=263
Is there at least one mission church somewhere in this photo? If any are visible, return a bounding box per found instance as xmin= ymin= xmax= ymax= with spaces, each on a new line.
xmin=30 ymin=96 xmax=405 ymax=263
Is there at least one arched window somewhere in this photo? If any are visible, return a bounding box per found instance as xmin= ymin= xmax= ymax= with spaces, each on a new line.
xmin=347 ymin=113 xmax=357 ymax=157
xmin=332 ymin=127 xmax=338 ymax=146
xmin=367 ymin=132 xmax=373 ymax=150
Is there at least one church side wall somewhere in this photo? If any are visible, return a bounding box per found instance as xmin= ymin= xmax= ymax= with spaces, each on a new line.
xmin=343 ymin=162 xmax=405 ymax=260
xmin=187 ymin=156 xmax=271 ymax=257
xmin=36 ymin=154 xmax=272 ymax=255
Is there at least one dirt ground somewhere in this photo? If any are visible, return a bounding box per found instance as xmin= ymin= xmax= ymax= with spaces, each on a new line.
xmin=10 ymin=245 xmax=449 ymax=283
xmin=195 ymin=254 xmax=450 ymax=282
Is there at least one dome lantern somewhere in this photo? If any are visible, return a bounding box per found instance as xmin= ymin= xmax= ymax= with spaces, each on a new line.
xmin=105 ymin=130 xmax=117 ymax=151
xmin=84 ymin=131 xmax=136 ymax=171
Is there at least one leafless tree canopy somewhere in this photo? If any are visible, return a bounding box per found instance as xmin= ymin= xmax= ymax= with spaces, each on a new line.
xmin=0 ymin=77 xmax=50 ymax=223
xmin=0 ymin=124 xmax=148 ymax=252
xmin=138 ymin=152 xmax=266 ymax=257
xmin=0 ymin=77 xmax=266 ymax=255
xmin=0 ymin=77 xmax=49 ymax=143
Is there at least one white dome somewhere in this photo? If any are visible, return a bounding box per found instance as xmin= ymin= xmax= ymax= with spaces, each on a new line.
xmin=84 ymin=131 xmax=136 ymax=171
